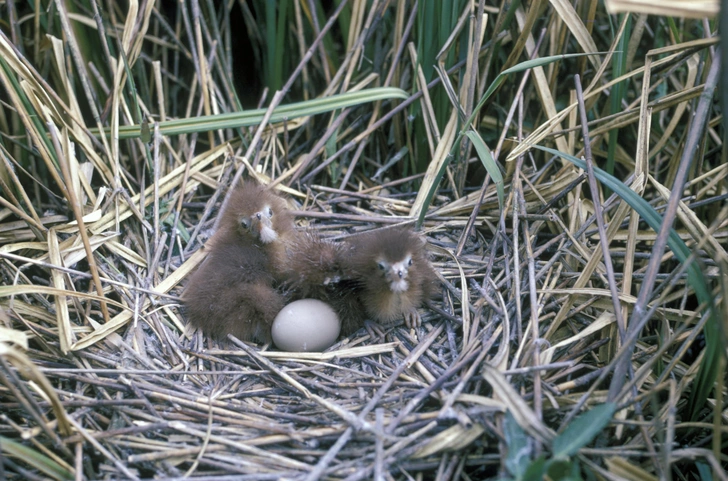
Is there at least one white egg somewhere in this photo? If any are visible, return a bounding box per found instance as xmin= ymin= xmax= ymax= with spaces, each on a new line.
xmin=271 ymin=299 xmax=340 ymax=352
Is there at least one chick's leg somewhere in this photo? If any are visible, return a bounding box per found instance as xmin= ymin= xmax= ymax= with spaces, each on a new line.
xmin=403 ymin=308 xmax=422 ymax=329
xmin=246 ymin=281 xmax=286 ymax=323
xmin=364 ymin=319 xmax=387 ymax=340
xmin=229 ymin=281 xmax=285 ymax=343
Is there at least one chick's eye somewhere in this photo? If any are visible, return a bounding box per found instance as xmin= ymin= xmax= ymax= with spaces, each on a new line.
xmin=240 ymin=218 xmax=250 ymax=229
xmin=267 ymin=207 xmax=273 ymax=217
xmin=377 ymin=262 xmax=386 ymax=271
xmin=407 ymin=258 xmax=413 ymax=266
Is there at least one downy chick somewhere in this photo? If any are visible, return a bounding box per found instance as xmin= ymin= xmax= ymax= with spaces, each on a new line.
xmin=183 ymin=180 xmax=294 ymax=343
xmin=348 ymin=227 xmax=437 ymax=328
xmin=281 ymin=232 xmax=366 ymax=335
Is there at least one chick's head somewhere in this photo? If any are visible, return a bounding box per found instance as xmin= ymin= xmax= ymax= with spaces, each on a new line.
xmin=350 ymin=227 xmax=426 ymax=293
xmin=220 ymin=181 xmax=293 ymax=244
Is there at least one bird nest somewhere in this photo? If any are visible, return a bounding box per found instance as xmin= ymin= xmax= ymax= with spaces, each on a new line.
xmin=0 ymin=7 xmax=724 ymax=477
xmin=2 ymin=154 xmax=517 ymax=479
xmin=2 ymin=146 xmax=720 ymax=480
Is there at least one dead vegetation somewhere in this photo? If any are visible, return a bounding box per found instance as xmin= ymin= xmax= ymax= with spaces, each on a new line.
xmin=0 ymin=1 xmax=725 ymax=479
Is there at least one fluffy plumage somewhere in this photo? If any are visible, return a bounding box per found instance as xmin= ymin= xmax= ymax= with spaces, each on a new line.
xmin=280 ymin=232 xmax=366 ymax=335
xmin=183 ymin=180 xmax=294 ymax=343
xmin=214 ymin=181 xmax=294 ymax=275
xmin=347 ymin=227 xmax=437 ymax=328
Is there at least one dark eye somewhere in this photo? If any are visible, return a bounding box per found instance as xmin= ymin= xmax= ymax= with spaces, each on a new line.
xmin=267 ymin=207 xmax=273 ymax=217
xmin=377 ymin=262 xmax=386 ymax=271
xmin=240 ymin=218 xmax=250 ymax=229
xmin=407 ymin=258 xmax=413 ymax=266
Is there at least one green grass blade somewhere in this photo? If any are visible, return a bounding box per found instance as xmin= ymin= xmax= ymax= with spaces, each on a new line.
xmin=696 ymin=461 xmax=712 ymax=480
xmin=464 ymin=129 xmax=503 ymax=207
xmin=91 ymin=87 xmax=408 ymax=139
xmin=417 ymin=0 xmax=437 ymax=83
xmin=471 ymin=53 xmax=603 ymax=127
xmin=504 ymin=410 xmax=532 ymax=479
xmin=606 ymin=15 xmax=631 ymax=184
xmin=273 ymin=0 xmax=289 ymax=91
xmin=0 ymin=435 xmax=73 ymax=480
xmin=522 ymin=456 xmax=548 ymax=481
xmin=546 ymin=459 xmax=582 ymax=481
xmin=263 ymin=1 xmax=276 ymax=90
xmin=119 ymin=46 xmax=143 ymax=126
xmin=552 ymin=403 xmax=616 ymax=458
xmin=0 ymin=56 xmax=58 ymax=167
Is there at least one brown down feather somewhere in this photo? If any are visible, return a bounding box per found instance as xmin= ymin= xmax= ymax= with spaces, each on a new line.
xmin=182 ymin=180 xmax=294 ymax=343
xmin=346 ymin=226 xmax=437 ymax=328
xmin=279 ymin=232 xmax=366 ymax=335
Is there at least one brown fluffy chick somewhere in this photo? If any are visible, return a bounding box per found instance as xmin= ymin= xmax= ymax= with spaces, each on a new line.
xmin=280 ymin=232 xmax=366 ymax=335
xmin=213 ymin=180 xmax=295 ymax=276
xmin=183 ymin=180 xmax=294 ymax=343
xmin=347 ymin=227 xmax=437 ymax=328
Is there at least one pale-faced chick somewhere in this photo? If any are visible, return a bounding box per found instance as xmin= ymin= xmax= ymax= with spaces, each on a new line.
xmin=213 ymin=180 xmax=295 ymax=275
xmin=183 ymin=180 xmax=294 ymax=343
xmin=347 ymin=227 xmax=437 ymax=328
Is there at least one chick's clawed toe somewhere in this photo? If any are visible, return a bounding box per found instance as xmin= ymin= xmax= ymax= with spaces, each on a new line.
xmin=404 ymin=308 xmax=422 ymax=329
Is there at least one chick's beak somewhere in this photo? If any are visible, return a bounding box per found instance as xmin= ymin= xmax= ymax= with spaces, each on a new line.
xmin=252 ymin=210 xmax=278 ymax=243
xmin=387 ymin=261 xmax=409 ymax=292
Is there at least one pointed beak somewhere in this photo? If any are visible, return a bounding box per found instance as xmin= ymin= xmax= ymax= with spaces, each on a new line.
xmin=252 ymin=210 xmax=277 ymax=243
xmin=252 ymin=210 xmax=272 ymax=228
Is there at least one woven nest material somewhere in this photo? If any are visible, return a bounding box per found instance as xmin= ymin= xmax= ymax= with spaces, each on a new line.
xmin=0 ymin=3 xmax=724 ymax=478
xmin=3 ymin=162 xmax=515 ymax=479
xmin=1 ymin=152 xmax=719 ymax=480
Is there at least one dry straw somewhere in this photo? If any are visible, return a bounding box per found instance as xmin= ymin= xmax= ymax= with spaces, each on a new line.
xmin=0 ymin=1 xmax=725 ymax=479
